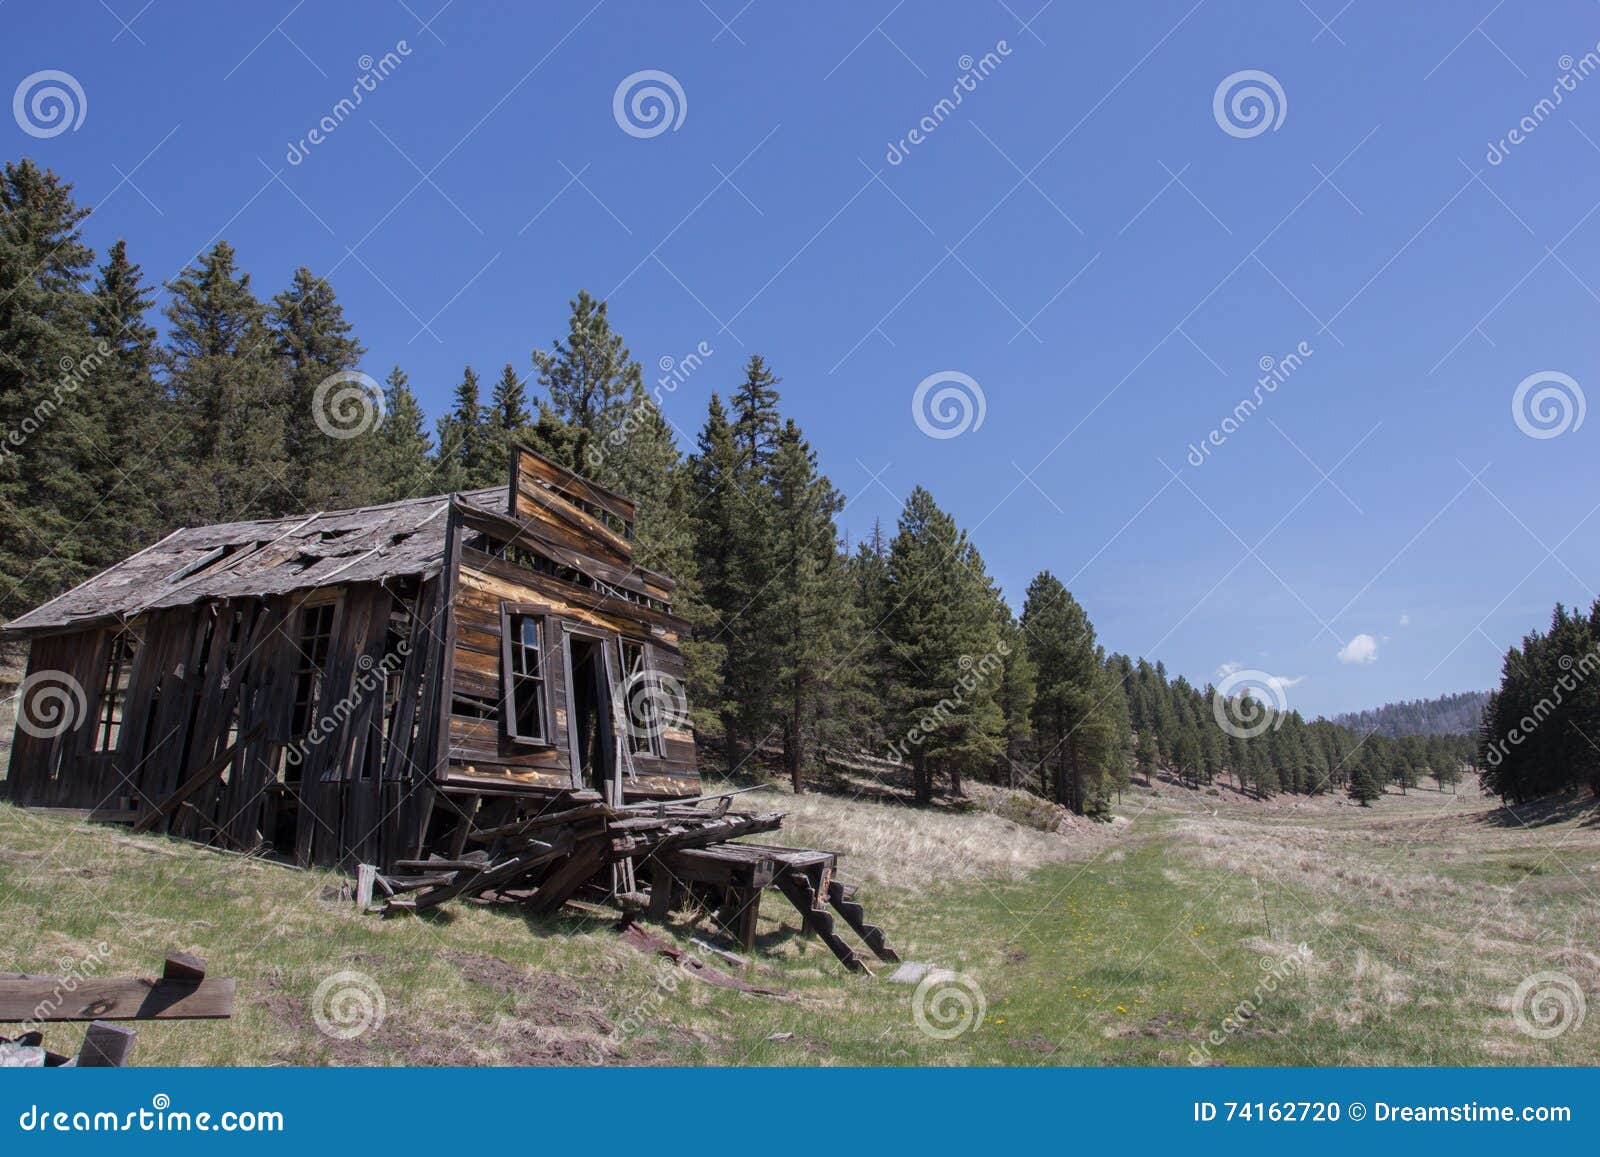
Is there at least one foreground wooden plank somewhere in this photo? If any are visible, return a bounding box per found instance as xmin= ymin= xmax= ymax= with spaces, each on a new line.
xmin=0 ymin=977 xmax=236 ymax=1021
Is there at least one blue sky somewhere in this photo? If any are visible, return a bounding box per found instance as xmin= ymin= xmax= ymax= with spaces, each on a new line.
xmin=7 ymin=0 xmax=1600 ymax=716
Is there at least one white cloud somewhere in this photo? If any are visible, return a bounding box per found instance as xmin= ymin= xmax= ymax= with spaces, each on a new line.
xmin=1337 ymin=634 xmax=1380 ymax=665
xmin=1215 ymin=662 xmax=1303 ymax=698
xmin=1398 ymin=613 xmax=1411 ymax=627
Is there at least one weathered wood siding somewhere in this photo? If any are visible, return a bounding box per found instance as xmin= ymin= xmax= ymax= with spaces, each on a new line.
xmin=445 ymin=527 xmax=699 ymax=800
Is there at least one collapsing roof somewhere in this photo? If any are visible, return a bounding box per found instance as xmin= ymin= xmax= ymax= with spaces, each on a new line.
xmin=2 ymin=487 xmax=507 ymax=635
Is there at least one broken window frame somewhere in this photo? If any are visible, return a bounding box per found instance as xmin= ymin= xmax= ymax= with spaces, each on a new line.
xmin=499 ymin=603 xmax=553 ymax=746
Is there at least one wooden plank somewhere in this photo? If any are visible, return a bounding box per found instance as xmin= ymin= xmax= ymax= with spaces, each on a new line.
xmin=0 ymin=978 xmax=235 ymax=1021
xmin=130 ymin=723 xmax=265 ymax=834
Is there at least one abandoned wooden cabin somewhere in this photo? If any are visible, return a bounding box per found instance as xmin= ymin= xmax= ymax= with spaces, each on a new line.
xmin=1 ymin=444 xmax=899 ymax=972
xmin=2 ymin=445 xmax=697 ymax=865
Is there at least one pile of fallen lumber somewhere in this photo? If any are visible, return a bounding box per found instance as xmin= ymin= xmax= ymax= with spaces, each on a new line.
xmin=0 ymin=951 xmax=234 ymax=1067
xmin=367 ymin=793 xmax=900 ymax=974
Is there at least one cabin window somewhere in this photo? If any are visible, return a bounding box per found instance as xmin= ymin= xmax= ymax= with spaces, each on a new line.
xmin=94 ymin=632 xmax=138 ymax=752
xmin=289 ymin=603 xmax=337 ymax=739
xmin=618 ymin=639 xmax=661 ymax=758
xmin=501 ymin=610 xmax=551 ymax=744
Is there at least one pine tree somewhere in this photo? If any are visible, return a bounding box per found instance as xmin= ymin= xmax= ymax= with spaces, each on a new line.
xmin=882 ymin=487 xmax=1005 ymax=803
xmin=372 ymin=366 xmax=435 ymax=502
xmin=270 ymin=266 xmax=370 ymax=509
xmin=162 ymin=241 xmax=292 ymax=525
xmin=0 ymin=160 xmax=97 ymax=617
xmin=766 ymin=419 xmax=859 ymax=792
xmin=731 ymin=355 xmax=782 ymax=468
xmin=1348 ymin=763 xmax=1382 ymax=806
xmin=1019 ymin=571 xmax=1127 ymax=815
xmin=80 ymin=239 xmax=167 ymax=566
xmin=483 ymin=362 xmax=532 ymax=485
xmin=435 ymin=365 xmax=491 ymax=489
xmin=531 ymin=290 xmax=640 ymax=475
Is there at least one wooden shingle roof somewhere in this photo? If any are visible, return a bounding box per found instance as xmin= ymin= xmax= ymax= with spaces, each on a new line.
xmin=3 ymin=487 xmax=507 ymax=635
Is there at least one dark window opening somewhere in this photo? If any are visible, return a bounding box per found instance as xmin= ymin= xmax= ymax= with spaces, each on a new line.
xmin=94 ymin=632 xmax=139 ymax=753
xmin=288 ymin=603 xmax=336 ymax=747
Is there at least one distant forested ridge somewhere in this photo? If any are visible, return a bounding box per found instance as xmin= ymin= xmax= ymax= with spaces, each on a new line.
xmin=1331 ymin=691 xmax=1489 ymax=738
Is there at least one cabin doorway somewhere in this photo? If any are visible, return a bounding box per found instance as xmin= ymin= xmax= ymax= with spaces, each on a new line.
xmin=564 ymin=630 xmax=618 ymax=797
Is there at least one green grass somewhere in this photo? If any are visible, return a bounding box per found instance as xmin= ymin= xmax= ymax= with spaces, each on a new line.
xmin=1 ymin=780 xmax=1595 ymax=1066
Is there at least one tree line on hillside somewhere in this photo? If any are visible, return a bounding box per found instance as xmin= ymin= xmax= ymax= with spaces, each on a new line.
xmin=1332 ymin=690 xmax=1489 ymax=738
xmin=1478 ymin=600 xmax=1600 ymax=803
xmin=1 ymin=158 xmax=1473 ymax=815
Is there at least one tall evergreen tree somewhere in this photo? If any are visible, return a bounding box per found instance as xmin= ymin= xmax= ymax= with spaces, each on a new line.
xmin=372 ymin=366 xmax=435 ymax=502
xmin=483 ymin=362 xmax=532 ymax=484
xmin=1020 ymin=572 xmax=1128 ymax=815
xmin=162 ymin=241 xmax=291 ymax=525
xmin=270 ymin=266 xmax=370 ymax=509
xmin=0 ymin=160 xmax=96 ymax=617
xmin=434 ymin=365 xmax=492 ymax=489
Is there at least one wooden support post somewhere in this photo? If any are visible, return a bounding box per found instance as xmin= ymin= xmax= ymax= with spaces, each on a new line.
xmin=76 ymin=1021 xmax=136 ymax=1067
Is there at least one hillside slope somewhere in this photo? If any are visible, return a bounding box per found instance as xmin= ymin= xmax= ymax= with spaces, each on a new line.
xmin=1332 ymin=690 xmax=1489 ymax=737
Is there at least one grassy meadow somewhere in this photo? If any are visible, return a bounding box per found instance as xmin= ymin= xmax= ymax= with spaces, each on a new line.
xmin=1 ymin=774 xmax=1596 ymax=1066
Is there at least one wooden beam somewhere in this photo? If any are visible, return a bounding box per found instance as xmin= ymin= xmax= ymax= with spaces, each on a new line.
xmin=0 ymin=978 xmax=235 ymax=1021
